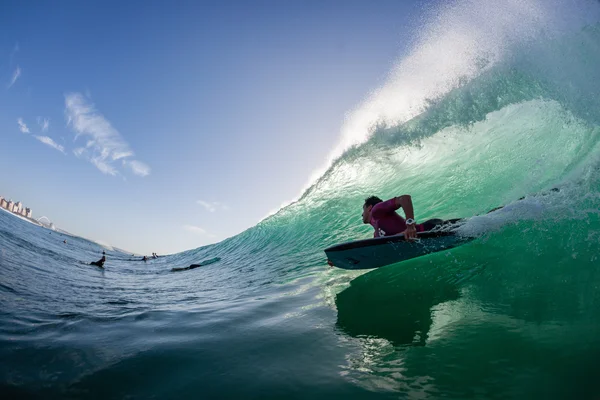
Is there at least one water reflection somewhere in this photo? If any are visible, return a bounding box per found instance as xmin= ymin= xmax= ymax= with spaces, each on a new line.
xmin=335 ymin=260 xmax=461 ymax=346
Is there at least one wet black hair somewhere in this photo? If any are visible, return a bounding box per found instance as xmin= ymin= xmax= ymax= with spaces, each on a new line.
xmin=364 ymin=196 xmax=383 ymax=208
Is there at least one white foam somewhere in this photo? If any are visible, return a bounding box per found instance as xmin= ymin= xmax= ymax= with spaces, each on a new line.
xmin=456 ymin=196 xmax=550 ymax=238
xmin=299 ymin=0 xmax=595 ymax=202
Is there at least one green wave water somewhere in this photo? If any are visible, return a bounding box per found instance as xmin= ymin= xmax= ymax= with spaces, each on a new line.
xmin=239 ymin=0 xmax=600 ymax=395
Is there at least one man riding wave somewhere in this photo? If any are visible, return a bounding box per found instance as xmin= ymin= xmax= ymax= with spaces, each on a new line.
xmin=362 ymin=195 xmax=444 ymax=239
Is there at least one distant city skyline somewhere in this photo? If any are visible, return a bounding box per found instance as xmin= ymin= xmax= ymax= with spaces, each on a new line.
xmin=0 ymin=194 xmax=33 ymax=219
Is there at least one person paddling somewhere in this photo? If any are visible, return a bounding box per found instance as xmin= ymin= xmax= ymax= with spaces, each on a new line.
xmin=90 ymin=255 xmax=106 ymax=268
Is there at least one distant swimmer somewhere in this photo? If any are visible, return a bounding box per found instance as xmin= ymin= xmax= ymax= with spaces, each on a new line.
xmin=142 ymin=256 xmax=147 ymax=262
xmin=171 ymin=257 xmax=221 ymax=272
xmin=90 ymin=255 xmax=106 ymax=268
xmin=63 ymin=240 xmax=67 ymax=244
xmin=171 ymin=264 xmax=201 ymax=272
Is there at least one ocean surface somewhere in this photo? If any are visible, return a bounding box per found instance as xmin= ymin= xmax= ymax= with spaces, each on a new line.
xmin=2 ymin=0 xmax=600 ymax=398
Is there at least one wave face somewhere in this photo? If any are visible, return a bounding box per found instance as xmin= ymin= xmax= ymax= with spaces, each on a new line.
xmin=2 ymin=0 xmax=600 ymax=398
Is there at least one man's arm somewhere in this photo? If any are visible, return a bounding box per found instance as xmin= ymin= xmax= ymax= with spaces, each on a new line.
xmin=394 ymin=195 xmax=415 ymax=220
xmin=372 ymin=195 xmax=416 ymax=221
xmin=395 ymin=195 xmax=417 ymax=240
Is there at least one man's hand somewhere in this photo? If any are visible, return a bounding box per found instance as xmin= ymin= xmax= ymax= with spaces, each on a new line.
xmin=403 ymin=224 xmax=417 ymax=240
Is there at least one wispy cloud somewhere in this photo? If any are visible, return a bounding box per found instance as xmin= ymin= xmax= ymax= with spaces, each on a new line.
xmin=197 ymin=200 xmax=229 ymax=213
xmin=34 ymin=135 xmax=66 ymax=154
xmin=73 ymin=147 xmax=86 ymax=158
xmin=17 ymin=118 xmax=30 ymax=133
xmin=64 ymin=92 xmax=150 ymax=177
xmin=37 ymin=117 xmax=50 ymax=132
xmin=123 ymin=160 xmax=150 ymax=177
xmin=183 ymin=225 xmax=216 ymax=237
xmin=8 ymin=66 xmax=21 ymax=88
xmin=91 ymin=158 xmax=117 ymax=175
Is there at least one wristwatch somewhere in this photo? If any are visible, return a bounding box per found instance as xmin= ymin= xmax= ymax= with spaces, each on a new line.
xmin=405 ymin=218 xmax=415 ymax=226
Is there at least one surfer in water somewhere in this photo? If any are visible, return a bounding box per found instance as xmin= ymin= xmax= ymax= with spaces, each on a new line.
xmin=90 ymin=255 xmax=106 ymax=268
xmin=362 ymin=195 xmax=444 ymax=240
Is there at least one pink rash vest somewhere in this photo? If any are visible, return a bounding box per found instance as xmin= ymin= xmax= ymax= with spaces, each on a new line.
xmin=369 ymin=198 xmax=425 ymax=237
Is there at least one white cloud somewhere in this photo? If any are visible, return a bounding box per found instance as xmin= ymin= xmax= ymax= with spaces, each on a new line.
xmin=17 ymin=118 xmax=30 ymax=134
xmin=73 ymin=147 xmax=87 ymax=157
xmin=34 ymin=135 xmax=66 ymax=154
xmin=64 ymin=92 xmax=150 ymax=177
xmin=183 ymin=225 xmax=216 ymax=237
xmin=123 ymin=160 xmax=150 ymax=177
xmin=183 ymin=224 xmax=207 ymax=234
xmin=91 ymin=157 xmax=117 ymax=175
xmin=197 ymin=200 xmax=217 ymax=212
xmin=8 ymin=66 xmax=21 ymax=88
xmin=196 ymin=200 xmax=229 ymax=213
xmin=37 ymin=117 xmax=50 ymax=132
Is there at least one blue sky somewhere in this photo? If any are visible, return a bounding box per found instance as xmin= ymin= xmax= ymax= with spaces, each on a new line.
xmin=0 ymin=0 xmax=423 ymax=254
